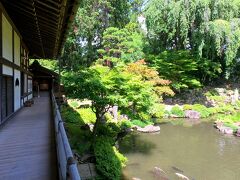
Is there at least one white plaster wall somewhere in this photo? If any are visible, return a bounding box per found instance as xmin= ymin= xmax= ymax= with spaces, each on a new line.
xmin=2 ymin=65 xmax=13 ymax=76
xmin=24 ymin=97 xmax=28 ymax=103
xmin=21 ymin=99 xmax=24 ymax=106
xmin=14 ymin=70 xmax=21 ymax=111
xmin=24 ymin=74 xmax=27 ymax=93
xmin=28 ymin=79 xmax=32 ymax=93
xmin=2 ymin=14 xmax=13 ymax=61
xmin=28 ymin=93 xmax=33 ymax=100
xmin=14 ymin=31 xmax=21 ymax=66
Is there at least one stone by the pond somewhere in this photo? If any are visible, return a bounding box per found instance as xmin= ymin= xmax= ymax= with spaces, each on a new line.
xmin=219 ymin=126 xmax=234 ymax=135
xmin=136 ymin=125 xmax=160 ymax=133
xmin=214 ymin=121 xmax=234 ymax=135
xmin=234 ymin=122 xmax=240 ymax=126
xmin=236 ymin=129 xmax=240 ymax=137
xmin=150 ymin=167 xmax=169 ymax=180
xmin=132 ymin=178 xmax=141 ymax=180
xmin=185 ymin=110 xmax=200 ymax=119
xmin=175 ymin=173 xmax=190 ymax=180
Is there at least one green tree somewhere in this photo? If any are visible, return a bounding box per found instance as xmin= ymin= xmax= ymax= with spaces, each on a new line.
xmin=62 ymin=0 xmax=131 ymax=68
xmin=144 ymin=0 xmax=240 ymax=79
xmin=97 ymin=24 xmax=144 ymax=66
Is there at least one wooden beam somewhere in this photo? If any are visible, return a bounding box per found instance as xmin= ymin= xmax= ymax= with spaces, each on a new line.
xmin=0 ymin=58 xmax=33 ymax=76
xmin=35 ymin=0 xmax=60 ymax=12
xmin=35 ymin=3 xmax=60 ymax=15
xmin=6 ymin=5 xmax=59 ymax=26
xmin=31 ymin=0 xmax=45 ymax=58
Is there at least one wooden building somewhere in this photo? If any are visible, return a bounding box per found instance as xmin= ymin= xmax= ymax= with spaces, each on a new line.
xmin=0 ymin=0 xmax=79 ymax=125
xmin=29 ymin=60 xmax=59 ymax=95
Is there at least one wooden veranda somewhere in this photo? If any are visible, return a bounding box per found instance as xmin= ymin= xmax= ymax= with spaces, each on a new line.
xmin=0 ymin=92 xmax=58 ymax=179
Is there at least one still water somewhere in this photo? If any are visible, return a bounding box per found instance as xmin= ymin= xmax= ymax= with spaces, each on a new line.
xmin=119 ymin=121 xmax=240 ymax=180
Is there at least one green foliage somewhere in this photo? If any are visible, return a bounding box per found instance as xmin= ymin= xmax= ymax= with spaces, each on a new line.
xmin=78 ymin=108 xmax=96 ymax=124
xmin=29 ymin=59 xmax=58 ymax=72
xmin=207 ymin=96 xmax=226 ymax=103
xmin=145 ymin=0 xmax=240 ymax=79
xmin=61 ymin=105 xmax=82 ymax=124
xmin=217 ymin=112 xmax=240 ymax=132
xmin=170 ymin=105 xmax=185 ymax=117
xmin=211 ymin=105 xmax=235 ymax=114
xmin=183 ymin=104 xmax=192 ymax=110
xmin=205 ymin=89 xmax=220 ymax=97
xmin=147 ymin=51 xmax=202 ymax=90
xmin=61 ymin=104 xmax=92 ymax=154
xmin=62 ymin=0 xmax=131 ymax=68
xmin=192 ymin=104 xmax=211 ymax=118
xmin=97 ymin=24 xmax=145 ymax=65
xmin=68 ymin=100 xmax=79 ymax=109
xmin=131 ymin=119 xmax=152 ymax=128
xmin=119 ymin=120 xmax=133 ymax=129
xmin=94 ymin=137 xmax=127 ymax=180
xmin=150 ymin=104 xmax=165 ymax=118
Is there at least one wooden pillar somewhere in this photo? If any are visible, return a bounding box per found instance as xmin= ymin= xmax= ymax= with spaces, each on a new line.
xmin=58 ymin=57 xmax=61 ymax=106
xmin=0 ymin=8 xmax=3 ymax=122
xmin=12 ymin=27 xmax=14 ymax=112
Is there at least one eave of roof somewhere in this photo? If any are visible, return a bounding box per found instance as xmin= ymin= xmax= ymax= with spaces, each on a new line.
xmin=1 ymin=0 xmax=79 ymax=59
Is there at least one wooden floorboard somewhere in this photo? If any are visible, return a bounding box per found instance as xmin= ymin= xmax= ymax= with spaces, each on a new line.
xmin=0 ymin=91 xmax=58 ymax=180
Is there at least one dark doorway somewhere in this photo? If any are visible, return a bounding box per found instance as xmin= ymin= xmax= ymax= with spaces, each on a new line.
xmin=1 ymin=76 xmax=13 ymax=121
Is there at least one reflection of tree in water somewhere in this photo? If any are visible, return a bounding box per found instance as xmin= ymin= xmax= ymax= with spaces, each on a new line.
xmin=118 ymin=133 xmax=156 ymax=154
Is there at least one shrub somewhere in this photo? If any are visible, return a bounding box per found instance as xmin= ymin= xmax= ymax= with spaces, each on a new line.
xmin=131 ymin=119 xmax=152 ymax=128
xmin=94 ymin=137 xmax=127 ymax=180
xmin=96 ymin=123 xmax=120 ymax=139
xmin=77 ymin=108 xmax=96 ymax=124
xmin=204 ymin=89 xmax=219 ymax=97
xmin=69 ymin=100 xmax=79 ymax=109
xmin=61 ymin=106 xmax=81 ymax=124
xmin=138 ymin=112 xmax=152 ymax=121
xmin=105 ymin=112 xmax=114 ymax=122
xmin=171 ymin=105 xmax=185 ymax=117
xmin=192 ymin=104 xmax=211 ymax=118
xmin=119 ymin=120 xmax=133 ymax=129
xmin=207 ymin=95 xmax=226 ymax=104
xmin=224 ymin=123 xmax=239 ymax=132
xmin=183 ymin=104 xmax=192 ymax=110
xmin=209 ymin=105 xmax=235 ymax=115
xmin=150 ymin=104 xmax=165 ymax=118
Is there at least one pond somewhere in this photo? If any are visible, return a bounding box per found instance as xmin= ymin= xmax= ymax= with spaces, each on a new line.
xmin=119 ymin=121 xmax=240 ymax=180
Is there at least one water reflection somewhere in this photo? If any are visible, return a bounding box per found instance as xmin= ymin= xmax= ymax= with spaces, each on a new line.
xmin=119 ymin=133 xmax=156 ymax=154
xmin=120 ymin=121 xmax=240 ymax=180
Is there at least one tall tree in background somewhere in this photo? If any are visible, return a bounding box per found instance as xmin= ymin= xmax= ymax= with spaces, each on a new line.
xmin=62 ymin=0 xmax=131 ymax=68
xmin=145 ymin=0 xmax=240 ymax=78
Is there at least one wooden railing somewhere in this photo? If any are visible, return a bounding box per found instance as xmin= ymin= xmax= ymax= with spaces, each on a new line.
xmin=51 ymin=91 xmax=81 ymax=180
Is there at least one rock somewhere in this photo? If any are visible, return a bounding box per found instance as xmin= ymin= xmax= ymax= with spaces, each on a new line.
xmin=136 ymin=125 xmax=160 ymax=133
xmin=150 ymin=167 xmax=169 ymax=180
xmin=234 ymin=122 xmax=240 ymax=127
xmin=153 ymin=167 xmax=166 ymax=175
xmin=184 ymin=110 xmax=200 ymax=119
xmin=214 ymin=121 xmax=224 ymax=129
xmin=119 ymin=114 xmax=129 ymax=121
xmin=214 ymin=122 xmax=234 ymax=135
xmin=175 ymin=173 xmax=190 ymax=180
xmin=236 ymin=129 xmax=240 ymax=137
xmin=219 ymin=126 xmax=234 ymax=135
xmin=132 ymin=178 xmax=141 ymax=180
